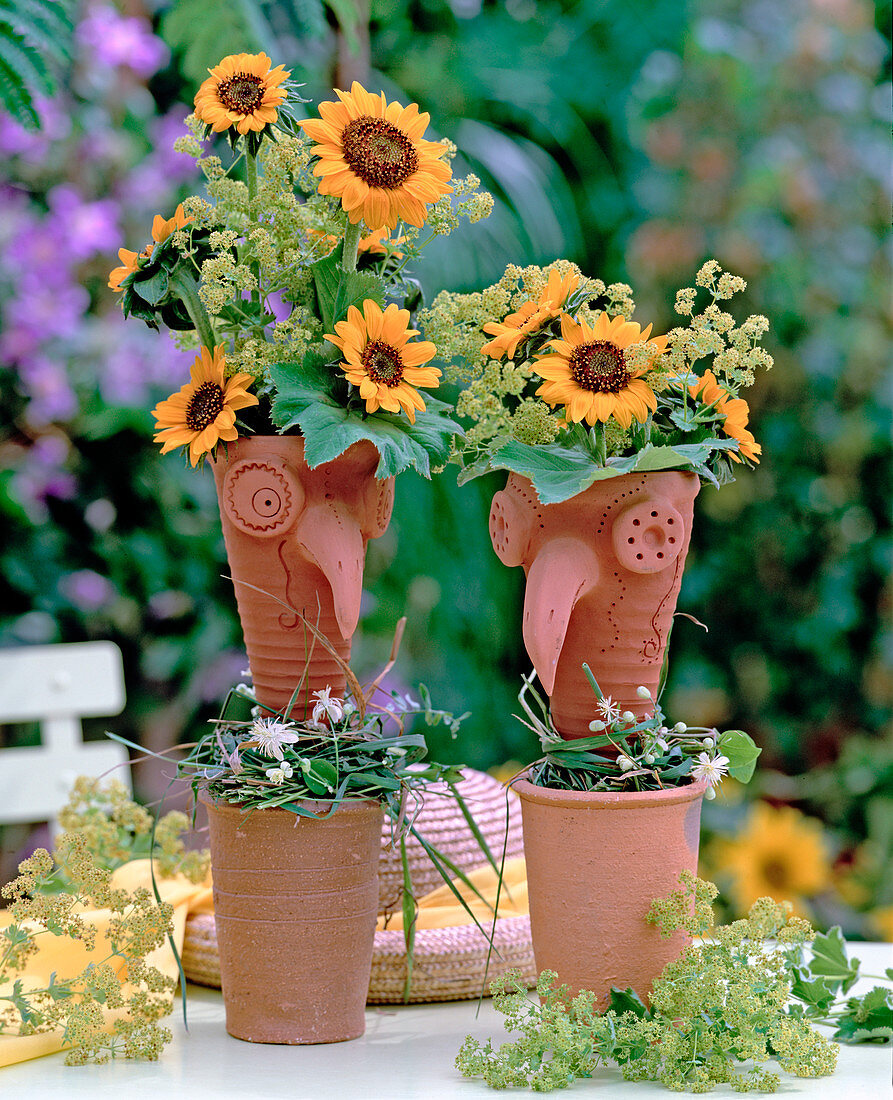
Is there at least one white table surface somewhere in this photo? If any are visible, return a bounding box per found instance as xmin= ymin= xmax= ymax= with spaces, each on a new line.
xmin=4 ymin=944 xmax=891 ymax=1099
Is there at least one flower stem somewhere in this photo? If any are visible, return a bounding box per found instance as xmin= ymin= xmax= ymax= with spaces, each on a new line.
xmin=245 ymin=149 xmax=261 ymax=305
xmin=170 ymin=270 xmax=217 ymax=352
xmin=341 ymin=220 xmax=362 ymax=273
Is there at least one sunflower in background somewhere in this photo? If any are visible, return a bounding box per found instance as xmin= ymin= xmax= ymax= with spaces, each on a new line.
xmin=707 ymin=801 xmax=832 ymax=917
xmin=690 ymin=369 xmax=762 ymax=464
xmin=194 ymin=52 xmax=290 ymax=136
xmin=481 ymin=267 xmax=580 ymax=361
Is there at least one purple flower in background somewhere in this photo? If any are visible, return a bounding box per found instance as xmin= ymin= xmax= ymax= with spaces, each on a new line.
xmin=8 ymin=435 xmax=77 ymax=521
xmin=76 ymin=5 xmax=169 ymax=78
xmin=0 ymin=97 xmax=72 ymax=159
xmin=47 ymin=185 xmax=120 ymax=261
xmin=91 ymin=315 xmax=192 ymax=408
xmin=3 ymin=216 xmax=74 ymax=290
xmin=17 ymin=355 xmax=78 ymax=426
xmin=59 ymin=570 xmax=116 ymax=612
xmin=119 ymin=110 xmax=198 ymax=208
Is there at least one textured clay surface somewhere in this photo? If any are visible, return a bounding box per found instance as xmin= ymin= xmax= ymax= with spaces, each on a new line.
xmin=490 ymin=471 xmax=699 ymax=738
xmin=515 ymin=778 xmax=707 ymax=1007
xmin=203 ymin=794 xmax=384 ymax=1044
xmin=212 ymin=437 xmax=393 ymax=717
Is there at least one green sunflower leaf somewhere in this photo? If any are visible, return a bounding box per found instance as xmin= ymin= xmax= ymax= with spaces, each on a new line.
xmin=131 ymin=269 xmax=170 ymax=307
xmin=310 ymin=252 xmax=385 ymax=333
xmin=268 ymin=362 xmax=462 ymax=478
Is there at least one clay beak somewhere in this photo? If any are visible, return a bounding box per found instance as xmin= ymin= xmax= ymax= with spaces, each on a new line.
xmin=522 ymin=536 xmax=598 ymax=696
xmin=296 ymin=502 xmax=365 ymax=640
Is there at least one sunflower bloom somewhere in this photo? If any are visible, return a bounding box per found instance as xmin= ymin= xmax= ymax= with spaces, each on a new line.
xmin=299 ymin=81 xmax=452 ymax=230
xmin=481 ymin=268 xmax=580 ymax=360
xmin=534 ymin=312 xmax=666 ymax=429
xmin=194 ymin=52 xmax=289 ymax=135
xmin=108 ymin=204 xmax=191 ymax=292
xmin=690 ymin=369 xmax=761 ymax=463
xmin=325 ymin=300 xmax=440 ymax=422
xmin=152 ymin=346 xmax=259 ymax=466
xmin=359 ymin=226 xmax=406 ymax=258
xmin=708 ymin=802 xmax=831 ymax=917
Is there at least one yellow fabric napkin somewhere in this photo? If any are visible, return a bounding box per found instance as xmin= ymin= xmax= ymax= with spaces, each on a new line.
xmin=376 ymin=855 xmax=529 ymax=931
xmin=0 ymin=859 xmax=211 ymax=1069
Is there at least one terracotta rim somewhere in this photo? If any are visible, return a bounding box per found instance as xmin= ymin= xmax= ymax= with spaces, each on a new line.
xmin=510 ymin=775 xmax=710 ymax=809
xmin=198 ymin=789 xmax=381 ymax=818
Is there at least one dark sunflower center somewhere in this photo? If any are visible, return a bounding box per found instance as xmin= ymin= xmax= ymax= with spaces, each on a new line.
xmin=569 ymin=340 xmax=630 ymax=393
xmin=362 ymin=340 xmax=404 ymax=387
xmin=341 ymin=116 xmax=419 ymax=189
xmin=761 ymin=860 xmax=789 ymax=890
xmin=217 ymin=73 xmax=265 ymax=114
xmin=185 ymin=382 xmax=225 ymax=430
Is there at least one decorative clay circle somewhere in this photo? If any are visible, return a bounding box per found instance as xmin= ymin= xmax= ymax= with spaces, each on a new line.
xmin=222 ymin=459 xmax=303 ymax=536
xmin=612 ymin=498 xmax=685 ymax=574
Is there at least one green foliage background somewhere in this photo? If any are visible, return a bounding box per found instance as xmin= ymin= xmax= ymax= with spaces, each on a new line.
xmin=0 ymin=0 xmax=890 ymax=909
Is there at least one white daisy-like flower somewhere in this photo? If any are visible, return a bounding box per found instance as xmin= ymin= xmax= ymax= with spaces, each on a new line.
xmin=596 ymin=696 xmax=620 ymax=723
xmin=618 ymin=754 xmax=637 ymax=772
xmin=311 ymin=686 xmax=344 ymax=726
xmin=250 ymin=717 xmax=299 ymax=760
xmin=690 ymin=752 xmax=730 ymax=787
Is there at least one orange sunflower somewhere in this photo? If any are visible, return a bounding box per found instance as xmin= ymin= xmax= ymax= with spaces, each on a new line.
xmin=325 ymin=300 xmax=440 ymax=422
xmin=108 ymin=204 xmax=191 ymax=292
xmin=481 ymin=268 xmax=580 ymax=360
xmin=194 ymin=52 xmax=289 ymax=135
xmin=534 ymin=312 xmax=666 ymax=429
xmin=690 ymin=369 xmax=761 ymax=463
xmin=299 ymin=82 xmax=453 ymax=230
xmin=152 ymin=346 xmax=259 ymax=466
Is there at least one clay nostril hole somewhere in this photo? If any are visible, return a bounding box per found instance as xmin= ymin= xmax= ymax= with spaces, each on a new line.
xmin=669 ymin=537 xmax=676 ymax=544
xmin=636 ymin=553 xmax=643 ymax=560
xmin=650 ymin=510 xmax=658 ymax=517
xmin=627 ymin=537 xmax=635 ymax=544
xmin=667 ymin=518 xmax=674 ymax=525
xmin=632 ymin=519 xmax=640 ymax=527
xmin=657 ymin=552 xmax=664 ymax=559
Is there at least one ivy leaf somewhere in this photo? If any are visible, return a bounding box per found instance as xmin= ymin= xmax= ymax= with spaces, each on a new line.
xmin=607 ymin=987 xmax=650 ymax=1019
xmin=717 ymin=729 xmax=761 ymax=782
xmin=805 ymin=927 xmax=860 ymax=993
xmin=131 ymin=269 xmax=170 ymax=306
xmin=300 ymin=757 xmax=338 ymax=796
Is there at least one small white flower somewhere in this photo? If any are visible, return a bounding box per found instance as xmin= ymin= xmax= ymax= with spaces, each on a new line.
xmin=658 ymin=726 xmax=669 ymax=735
xmin=704 ymin=786 xmax=717 ymax=800
xmin=636 ymin=685 xmax=652 ymax=700
xmin=655 ymin=736 xmax=669 ymax=752
xmin=311 ymin=686 xmax=344 ymax=726
xmin=596 ymin=696 xmax=620 ymax=723
xmin=588 ymin=719 xmax=606 ymax=732
xmin=265 ymin=766 xmax=286 ymax=785
xmin=644 ymin=753 xmax=656 ymax=765
xmin=690 ymin=752 xmax=730 ymax=787
xmin=618 ymin=754 xmax=637 ymax=772
xmin=621 ymin=710 xmax=636 ymax=723
xmin=674 ymin=721 xmax=688 ymax=733
xmin=251 ymin=717 xmax=299 ymax=760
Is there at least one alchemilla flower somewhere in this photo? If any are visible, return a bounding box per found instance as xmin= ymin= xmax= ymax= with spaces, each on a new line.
xmin=249 ymin=718 xmax=299 ymax=760
xmin=299 ymin=81 xmax=453 ymax=229
xmin=194 ymin=52 xmax=290 ymax=135
xmin=151 ymin=345 xmax=259 ymax=466
xmin=534 ymin=312 xmax=666 ymax=429
xmin=325 ymin=300 xmax=441 ymax=422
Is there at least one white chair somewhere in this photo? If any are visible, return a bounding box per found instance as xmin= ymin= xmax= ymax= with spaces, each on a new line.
xmin=0 ymin=641 xmax=130 ymax=828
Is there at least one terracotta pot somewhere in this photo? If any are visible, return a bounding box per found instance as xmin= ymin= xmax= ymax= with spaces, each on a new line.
xmin=201 ymin=791 xmax=384 ymax=1044
xmin=211 ymin=436 xmax=394 ymax=718
xmin=514 ymin=776 xmax=708 ymax=1007
xmin=490 ymin=471 xmax=699 ymax=738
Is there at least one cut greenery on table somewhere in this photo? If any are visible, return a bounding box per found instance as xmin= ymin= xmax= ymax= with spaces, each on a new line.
xmin=457 ymin=872 xmax=892 ymax=1093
